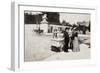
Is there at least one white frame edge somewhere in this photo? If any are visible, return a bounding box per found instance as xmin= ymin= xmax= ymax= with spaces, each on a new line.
xmin=11 ymin=2 xmax=19 ymax=71
xmin=11 ymin=1 xmax=97 ymax=71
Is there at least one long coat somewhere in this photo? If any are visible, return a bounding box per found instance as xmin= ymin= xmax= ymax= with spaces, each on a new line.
xmin=63 ymin=31 xmax=69 ymax=51
xmin=72 ymin=35 xmax=80 ymax=52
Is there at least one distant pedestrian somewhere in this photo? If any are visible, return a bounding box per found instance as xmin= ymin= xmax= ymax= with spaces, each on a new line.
xmin=53 ymin=28 xmax=58 ymax=38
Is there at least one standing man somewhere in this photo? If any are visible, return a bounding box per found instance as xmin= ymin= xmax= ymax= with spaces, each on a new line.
xmin=62 ymin=27 xmax=69 ymax=52
xmin=68 ymin=27 xmax=73 ymax=50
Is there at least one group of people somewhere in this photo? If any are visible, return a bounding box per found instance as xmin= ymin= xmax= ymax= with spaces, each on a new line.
xmin=51 ymin=27 xmax=80 ymax=52
xmin=63 ymin=27 xmax=80 ymax=52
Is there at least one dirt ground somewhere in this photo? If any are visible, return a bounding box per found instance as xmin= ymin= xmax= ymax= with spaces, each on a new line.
xmin=24 ymin=25 xmax=90 ymax=62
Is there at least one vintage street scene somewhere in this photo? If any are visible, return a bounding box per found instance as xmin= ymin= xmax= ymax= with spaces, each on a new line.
xmin=24 ymin=11 xmax=90 ymax=62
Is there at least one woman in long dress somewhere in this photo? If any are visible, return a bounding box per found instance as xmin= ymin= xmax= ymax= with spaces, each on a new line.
xmin=72 ymin=31 xmax=80 ymax=52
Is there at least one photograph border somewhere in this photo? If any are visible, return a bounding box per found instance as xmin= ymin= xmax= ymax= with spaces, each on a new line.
xmin=11 ymin=2 xmax=97 ymax=71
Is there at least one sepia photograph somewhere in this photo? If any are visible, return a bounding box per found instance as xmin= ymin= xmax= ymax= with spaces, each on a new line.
xmin=24 ymin=11 xmax=91 ymax=62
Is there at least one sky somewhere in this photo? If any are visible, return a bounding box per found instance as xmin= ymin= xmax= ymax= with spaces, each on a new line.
xmin=59 ymin=12 xmax=90 ymax=24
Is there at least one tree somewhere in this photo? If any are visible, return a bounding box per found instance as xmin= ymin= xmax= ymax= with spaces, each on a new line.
xmin=88 ymin=21 xmax=90 ymax=32
xmin=62 ymin=20 xmax=66 ymax=26
xmin=43 ymin=12 xmax=60 ymax=24
xmin=24 ymin=13 xmax=42 ymax=24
